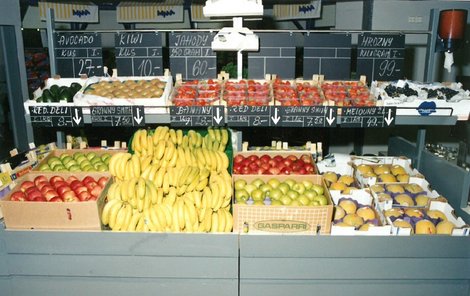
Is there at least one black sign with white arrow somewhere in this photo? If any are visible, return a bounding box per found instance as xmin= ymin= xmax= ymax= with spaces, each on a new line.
xmin=278 ymin=106 xmax=337 ymax=127
xmin=227 ymin=105 xmax=280 ymax=127
xmin=90 ymin=105 xmax=145 ymax=127
xmin=29 ymin=106 xmax=84 ymax=128
xmin=169 ymin=105 xmax=224 ymax=127
xmin=340 ymin=107 xmax=396 ymax=128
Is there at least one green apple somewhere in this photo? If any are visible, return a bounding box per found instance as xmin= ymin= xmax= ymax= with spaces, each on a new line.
xmin=271 ymin=200 xmax=282 ymax=206
xmin=235 ymin=189 xmax=249 ymax=202
xmin=302 ymin=180 xmax=314 ymax=190
xmin=284 ymin=178 xmax=296 ymax=189
xmin=101 ymin=153 xmax=111 ymax=161
xmin=59 ymin=153 xmax=70 ymax=160
xmin=290 ymin=199 xmax=301 ymax=206
xmin=251 ymin=189 xmax=265 ymax=201
xmin=304 ymin=189 xmax=318 ymax=200
xmin=244 ymin=184 xmax=257 ymax=195
xmin=286 ymin=189 xmax=299 ymax=200
xmin=38 ymin=164 xmax=51 ymax=171
xmin=269 ymin=188 xmax=283 ymax=201
xmin=297 ymin=195 xmax=310 ymax=206
xmin=61 ymin=156 xmax=73 ymax=165
xmin=311 ymin=184 xmax=324 ymax=195
xmin=280 ymin=195 xmax=292 ymax=205
xmin=278 ymin=183 xmax=290 ymax=195
xmin=47 ymin=157 xmax=62 ymax=167
xmin=313 ymin=195 xmax=328 ymax=206
xmin=267 ymin=178 xmax=281 ymax=189
xmin=310 ymin=200 xmax=320 ymax=206
xmin=76 ymin=156 xmax=88 ymax=165
xmin=90 ymin=157 xmax=102 ymax=165
xmin=86 ymin=152 xmax=97 ymax=160
xmin=251 ymin=178 xmax=265 ymax=188
xmin=292 ymin=182 xmax=306 ymax=194
xmin=237 ymin=199 xmax=247 ymax=205
xmin=68 ymin=165 xmax=81 ymax=172
xmin=234 ymin=179 xmax=247 ymax=191
xmin=53 ymin=164 xmax=66 ymax=171
xmin=259 ymin=183 xmax=273 ymax=193
xmin=73 ymin=152 xmax=84 ymax=160
xmin=96 ymin=165 xmax=108 ymax=172
xmin=103 ymin=157 xmax=111 ymax=166
xmin=253 ymin=200 xmax=265 ymax=206
xmin=64 ymin=160 xmax=77 ymax=169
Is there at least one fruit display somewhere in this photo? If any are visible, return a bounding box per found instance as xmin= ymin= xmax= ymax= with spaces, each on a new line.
xmin=322 ymin=171 xmax=357 ymax=194
xmin=83 ymin=78 xmax=166 ymax=99
xmin=35 ymin=150 xmax=112 ymax=172
xmin=370 ymin=181 xmax=442 ymax=208
xmin=272 ymin=79 xmax=324 ymax=106
xmin=8 ymin=174 xmax=108 ymax=202
xmin=223 ymin=80 xmax=271 ymax=106
xmin=232 ymin=153 xmax=315 ymax=175
xmin=35 ymin=82 xmax=82 ymax=103
xmin=322 ymin=81 xmax=374 ymax=106
xmin=384 ymin=204 xmax=467 ymax=235
xmin=172 ymin=79 xmax=222 ymax=106
xmin=333 ymin=198 xmax=379 ymax=230
xmin=233 ymin=177 xmax=328 ymax=206
xmin=103 ymin=126 xmax=233 ymax=232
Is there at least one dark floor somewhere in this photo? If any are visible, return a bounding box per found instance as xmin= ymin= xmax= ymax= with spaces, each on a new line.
xmin=0 ymin=123 xmax=14 ymax=163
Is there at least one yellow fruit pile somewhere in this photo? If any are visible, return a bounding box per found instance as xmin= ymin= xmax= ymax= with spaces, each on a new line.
xmin=102 ymin=126 xmax=233 ymax=232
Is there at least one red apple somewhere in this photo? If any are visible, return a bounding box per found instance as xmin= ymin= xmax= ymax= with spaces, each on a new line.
xmin=40 ymin=185 xmax=55 ymax=196
xmin=78 ymin=191 xmax=92 ymax=201
xmin=74 ymin=186 xmax=88 ymax=195
xmin=233 ymin=154 xmax=245 ymax=164
xmin=88 ymin=195 xmax=98 ymax=201
xmin=49 ymin=196 xmax=63 ymax=202
xmin=241 ymin=158 xmax=251 ymax=167
xmin=260 ymin=154 xmax=271 ymax=163
xmin=10 ymin=191 xmax=26 ymax=201
xmin=287 ymin=155 xmax=298 ymax=161
xmin=25 ymin=186 xmax=40 ymax=195
xmin=66 ymin=176 xmax=79 ymax=184
xmin=248 ymin=162 xmax=259 ymax=171
xmin=97 ymin=177 xmax=108 ymax=188
xmin=300 ymin=154 xmax=312 ymax=164
xmin=33 ymin=196 xmax=47 ymax=202
xmin=53 ymin=180 xmax=68 ymax=189
xmin=297 ymin=167 xmax=307 ymax=174
xmin=44 ymin=190 xmax=59 ymax=201
xmin=268 ymin=159 xmax=278 ymax=167
xmin=281 ymin=166 xmax=292 ymax=175
xmin=33 ymin=175 xmax=48 ymax=187
xmin=69 ymin=180 xmax=83 ymax=191
xmin=49 ymin=175 xmax=65 ymax=186
xmin=273 ymin=155 xmax=284 ymax=163
xmin=248 ymin=155 xmax=259 ymax=162
xmin=57 ymin=185 xmax=72 ymax=196
xmin=90 ymin=185 xmax=103 ymax=197
xmin=82 ymin=176 xmax=96 ymax=185
xmin=241 ymin=166 xmax=251 ymax=175
xmin=304 ymin=163 xmax=315 ymax=173
xmin=260 ymin=162 xmax=270 ymax=171
xmin=268 ymin=167 xmax=281 ymax=175
xmin=233 ymin=163 xmax=242 ymax=174
xmin=283 ymin=158 xmax=293 ymax=167
xmin=26 ymin=190 xmax=43 ymax=201
xmin=62 ymin=191 xmax=78 ymax=202
xmin=35 ymin=181 xmax=50 ymax=190
xmin=20 ymin=181 xmax=35 ymax=192
xmin=85 ymin=182 xmax=98 ymax=191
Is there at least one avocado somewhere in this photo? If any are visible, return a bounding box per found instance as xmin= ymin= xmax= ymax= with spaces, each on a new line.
xmin=49 ymin=85 xmax=60 ymax=97
xmin=42 ymin=89 xmax=53 ymax=103
xmin=71 ymin=82 xmax=82 ymax=93
xmin=59 ymin=88 xmax=73 ymax=102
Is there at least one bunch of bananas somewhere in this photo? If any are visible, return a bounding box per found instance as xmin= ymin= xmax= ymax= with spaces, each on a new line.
xmin=104 ymin=127 xmax=233 ymax=233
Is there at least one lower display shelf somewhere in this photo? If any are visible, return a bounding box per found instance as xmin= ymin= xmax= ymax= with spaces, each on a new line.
xmin=0 ymin=227 xmax=469 ymax=296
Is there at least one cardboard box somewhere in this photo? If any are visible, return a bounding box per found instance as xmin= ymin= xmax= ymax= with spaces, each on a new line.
xmin=351 ymin=156 xmax=422 ymax=188
xmin=428 ymin=201 xmax=470 ymax=236
xmin=33 ymin=148 xmax=124 ymax=172
xmin=330 ymin=189 xmax=392 ymax=236
xmin=232 ymin=175 xmax=333 ymax=235
xmin=0 ymin=172 xmax=110 ymax=230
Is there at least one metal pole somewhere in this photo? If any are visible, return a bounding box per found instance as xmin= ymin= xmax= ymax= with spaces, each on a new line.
xmin=415 ymin=128 xmax=426 ymax=170
xmin=46 ymin=8 xmax=56 ymax=76
xmin=424 ymin=9 xmax=439 ymax=83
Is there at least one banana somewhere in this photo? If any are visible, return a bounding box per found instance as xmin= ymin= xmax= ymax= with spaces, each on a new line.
xmin=223 ymin=208 xmax=233 ymax=233
xmin=185 ymin=167 xmax=199 ymax=186
xmin=177 ymin=166 xmax=191 ymax=187
xmin=171 ymin=202 xmax=181 ymax=232
xmin=195 ymin=177 xmax=208 ymax=192
xmin=183 ymin=147 xmax=192 ymax=167
xmin=136 ymin=215 xmax=146 ymax=232
xmin=161 ymin=203 xmax=173 ymax=227
xmin=154 ymin=140 xmax=166 ymax=160
xmin=157 ymin=187 xmax=165 ymax=205
xmin=168 ymin=148 xmax=178 ymax=167
xmin=140 ymin=155 xmax=153 ymax=174
xmin=217 ymin=151 xmax=229 ymax=170
xmin=131 ymin=130 xmax=140 ymax=152
xmin=106 ymin=182 xmax=119 ymax=201
xmin=162 ymin=173 xmax=170 ymax=194
xmin=139 ymin=129 xmax=148 ymax=153
xmin=183 ymin=196 xmax=198 ymax=226
xmin=199 ymin=167 xmax=210 ymax=181
xmin=143 ymin=207 xmax=158 ymax=231
xmin=120 ymin=179 xmax=130 ymax=202
xmin=176 ymin=129 xmax=183 ymax=146
xmin=176 ymin=147 xmax=186 ymax=167
xmin=184 ymin=206 xmax=194 ymax=232
xmin=177 ymin=198 xmax=185 ymax=230
xmin=220 ymin=128 xmax=229 ymax=147
xmin=145 ymin=180 xmax=157 ymax=204
xmin=101 ymin=199 xmax=122 ymax=226
xmin=198 ymin=205 xmax=207 ymax=222
xmin=143 ymin=184 xmax=152 ymax=210
xmin=136 ymin=193 xmax=144 ymax=212
xmin=127 ymin=177 xmax=138 ymax=202
xmin=182 ymin=135 xmax=189 ymax=148
xmin=217 ymin=209 xmax=226 ymax=232
xmin=113 ymin=202 xmax=130 ymax=231
xmin=185 ymin=175 xmax=199 ymax=193
xmin=159 ymin=126 xmax=169 ymax=142
xmin=166 ymin=186 xmax=177 ymax=205
xmin=169 ymin=128 xmax=177 ymax=145
xmin=152 ymin=126 xmax=162 ymax=145
xmin=108 ymin=152 xmax=125 ymax=177
xmin=214 ymin=127 xmax=222 ymax=142
xmin=164 ymin=141 xmax=176 ymax=161
xmin=207 ymin=127 xmax=216 ymax=141
xmin=204 ymin=209 xmax=213 ymax=232
xmin=202 ymin=187 xmax=212 ymax=211
xmin=117 ymin=153 xmax=132 ymax=181
xmin=192 ymin=191 xmax=202 ymax=209
xmin=127 ymin=211 xmax=142 ymax=232
xmin=210 ymin=182 xmax=220 ymax=210
xmin=121 ymin=204 xmax=133 ymax=231
xmin=150 ymin=205 xmax=165 ymax=231
xmin=146 ymin=135 xmax=154 ymax=157
xmin=135 ymin=177 xmax=146 ymax=200
xmin=154 ymin=166 xmax=166 ymax=188
xmin=195 ymin=132 xmax=203 ymax=148
xmin=212 ymin=140 xmax=220 ymax=152
xmin=211 ymin=211 xmax=219 ymax=233
xmin=147 ymin=164 xmax=159 ymax=182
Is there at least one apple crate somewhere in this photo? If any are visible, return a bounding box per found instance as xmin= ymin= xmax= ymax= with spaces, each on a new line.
xmin=0 ymin=172 xmax=111 ymax=230
xmin=233 ymin=151 xmax=316 ymax=175
xmin=330 ymin=189 xmax=391 ymax=236
xmin=350 ymin=156 xmax=423 ymax=188
xmin=33 ymin=149 xmax=125 ymax=172
xmin=232 ymin=175 xmax=333 ymax=235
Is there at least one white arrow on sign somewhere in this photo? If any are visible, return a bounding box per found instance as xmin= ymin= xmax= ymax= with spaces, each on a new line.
xmin=134 ymin=108 xmax=143 ymax=125
xmin=326 ymin=108 xmax=335 ymax=126
xmin=384 ymin=109 xmax=394 ymax=126
xmin=271 ymin=107 xmax=280 ymax=125
xmin=213 ymin=107 xmax=223 ymax=124
xmin=73 ymin=109 xmax=82 ymax=125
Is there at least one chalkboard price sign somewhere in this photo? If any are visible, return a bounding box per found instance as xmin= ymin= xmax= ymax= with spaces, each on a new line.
xmin=357 ymin=33 xmax=405 ymax=81
xmin=115 ymin=32 xmax=163 ymax=77
xmin=29 ymin=106 xmax=84 ymax=128
xmin=170 ymin=105 xmax=224 ymax=127
xmin=54 ymin=32 xmax=103 ymax=78
xmin=340 ymin=107 xmax=396 ymax=128
xmin=90 ymin=106 xmax=145 ymax=127
xmin=227 ymin=106 xmax=283 ymax=127
xmin=169 ymin=32 xmax=216 ymax=80
xmin=278 ymin=106 xmax=337 ymax=127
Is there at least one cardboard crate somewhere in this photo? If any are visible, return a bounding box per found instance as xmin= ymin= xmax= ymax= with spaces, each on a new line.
xmin=233 ymin=150 xmax=316 ymax=175
xmin=0 ymin=172 xmax=111 ymax=230
xmin=351 ymin=156 xmax=422 ymax=188
xmin=232 ymin=175 xmax=333 ymax=235
xmin=330 ymin=189 xmax=391 ymax=236
xmin=33 ymin=148 xmax=125 ymax=172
